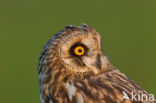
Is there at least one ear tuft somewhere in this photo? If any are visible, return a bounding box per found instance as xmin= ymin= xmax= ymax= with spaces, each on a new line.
xmin=65 ymin=25 xmax=76 ymax=30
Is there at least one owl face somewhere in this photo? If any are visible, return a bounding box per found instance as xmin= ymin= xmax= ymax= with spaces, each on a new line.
xmin=60 ymin=25 xmax=103 ymax=76
xmin=38 ymin=25 xmax=109 ymax=84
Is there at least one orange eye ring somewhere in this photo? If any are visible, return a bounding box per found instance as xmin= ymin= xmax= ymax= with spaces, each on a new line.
xmin=74 ymin=46 xmax=85 ymax=56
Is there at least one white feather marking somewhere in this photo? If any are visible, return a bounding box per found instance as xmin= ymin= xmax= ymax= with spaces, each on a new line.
xmin=65 ymin=82 xmax=76 ymax=101
xmin=76 ymin=94 xmax=84 ymax=103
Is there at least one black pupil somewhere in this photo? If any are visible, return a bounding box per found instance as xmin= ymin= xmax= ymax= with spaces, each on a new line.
xmin=78 ymin=49 xmax=82 ymax=53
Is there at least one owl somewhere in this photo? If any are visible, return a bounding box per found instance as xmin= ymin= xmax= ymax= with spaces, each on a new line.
xmin=38 ymin=24 xmax=155 ymax=103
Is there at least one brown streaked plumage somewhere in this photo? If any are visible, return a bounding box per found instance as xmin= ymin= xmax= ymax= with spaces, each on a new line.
xmin=38 ymin=24 xmax=155 ymax=103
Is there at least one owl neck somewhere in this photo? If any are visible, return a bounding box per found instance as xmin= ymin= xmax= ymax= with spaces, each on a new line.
xmin=43 ymin=53 xmax=112 ymax=85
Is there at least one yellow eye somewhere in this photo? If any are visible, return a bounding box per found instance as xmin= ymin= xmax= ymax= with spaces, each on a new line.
xmin=74 ymin=46 xmax=85 ymax=56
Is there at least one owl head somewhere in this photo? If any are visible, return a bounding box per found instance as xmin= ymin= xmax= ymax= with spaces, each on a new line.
xmin=38 ymin=24 xmax=110 ymax=83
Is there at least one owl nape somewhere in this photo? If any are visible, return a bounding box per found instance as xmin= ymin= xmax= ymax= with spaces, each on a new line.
xmin=38 ymin=24 xmax=155 ymax=103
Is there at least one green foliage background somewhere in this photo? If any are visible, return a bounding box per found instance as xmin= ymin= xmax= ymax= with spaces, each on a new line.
xmin=0 ymin=0 xmax=156 ymax=102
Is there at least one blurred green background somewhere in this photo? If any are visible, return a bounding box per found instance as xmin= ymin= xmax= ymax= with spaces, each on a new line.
xmin=0 ymin=0 xmax=156 ymax=103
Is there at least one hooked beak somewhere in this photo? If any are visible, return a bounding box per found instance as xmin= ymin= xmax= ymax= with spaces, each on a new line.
xmin=96 ymin=54 xmax=102 ymax=70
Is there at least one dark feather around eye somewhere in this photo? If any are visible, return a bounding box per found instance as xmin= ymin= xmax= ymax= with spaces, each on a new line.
xmin=69 ymin=42 xmax=88 ymax=56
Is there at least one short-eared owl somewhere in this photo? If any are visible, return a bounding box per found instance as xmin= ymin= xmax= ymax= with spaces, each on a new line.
xmin=38 ymin=24 xmax=155 ymax=103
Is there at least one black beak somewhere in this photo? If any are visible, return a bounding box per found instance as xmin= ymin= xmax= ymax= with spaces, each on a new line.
xmin=96 ymin=54 xmax=102 ymax=70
